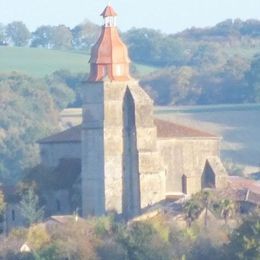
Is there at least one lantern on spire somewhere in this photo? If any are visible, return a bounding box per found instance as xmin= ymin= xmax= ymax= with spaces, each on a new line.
xmin=101 ymin=4 xmax=117 ymax=27
xmin=88 ymin=5 xmax=131 ymax=82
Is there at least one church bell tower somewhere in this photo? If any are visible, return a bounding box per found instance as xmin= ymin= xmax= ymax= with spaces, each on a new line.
xmin=81 ymin=5 xmax=165 ymax=218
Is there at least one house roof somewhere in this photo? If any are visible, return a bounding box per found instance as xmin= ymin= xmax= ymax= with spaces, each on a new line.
xmin=228 ymin=176 xmax=260 ymax=194
xmin=225 ymin=176 xmax=260 ymax=205
xmin=39 ymin=119 xmax=216 ymax=144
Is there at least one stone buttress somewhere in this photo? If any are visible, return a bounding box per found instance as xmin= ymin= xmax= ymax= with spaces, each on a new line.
xmin=81 ymin=5 xmax=165 ymax=218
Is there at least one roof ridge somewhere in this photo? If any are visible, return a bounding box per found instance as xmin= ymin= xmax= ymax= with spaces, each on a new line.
xmin=154 ymin=118 xmax=217 ymax=138
xmin=38 ymin=125 xmax=82 ymax=144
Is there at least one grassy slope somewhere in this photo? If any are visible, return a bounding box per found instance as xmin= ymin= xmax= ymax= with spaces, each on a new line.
xmin=0 ymin=46 xmax=156 ymax=77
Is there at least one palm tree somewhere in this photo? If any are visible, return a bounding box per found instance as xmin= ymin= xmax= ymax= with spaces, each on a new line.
xmin=219 ymin=199 xmax=235 ymax=225
xmin=183 ymin=199 xmax=201 ymax=227
xmin=201 ymin=190 xmax=211 ymax=228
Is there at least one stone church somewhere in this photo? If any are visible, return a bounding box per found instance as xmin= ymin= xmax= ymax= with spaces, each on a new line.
xmin=39 ymin=5 xmax=227 ymax=219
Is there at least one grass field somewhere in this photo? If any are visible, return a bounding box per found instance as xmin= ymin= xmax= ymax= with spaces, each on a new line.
xmin=156 ymin=104 xmax=260 ymax=176
xmin=0 ymin=46 xmax=157 ymax=77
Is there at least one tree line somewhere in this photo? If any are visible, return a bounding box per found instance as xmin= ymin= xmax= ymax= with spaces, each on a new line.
xmin=1 ymin=19 xmax=260 ymax=107
xmin=141 ymin=54 xmax=260 ymax=105
xmin=0 ymin=21 xmax=100 ymax=50
xmin=1 ymin=19 xmax=260 ymax=62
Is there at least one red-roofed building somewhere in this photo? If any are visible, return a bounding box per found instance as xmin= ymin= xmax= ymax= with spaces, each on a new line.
xmin=38 ymin=5 xmax=228 ymax=219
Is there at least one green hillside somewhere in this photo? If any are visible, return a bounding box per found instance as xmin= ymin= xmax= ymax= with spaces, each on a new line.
xmin=0 ymin=47 xmax=156 ymax=77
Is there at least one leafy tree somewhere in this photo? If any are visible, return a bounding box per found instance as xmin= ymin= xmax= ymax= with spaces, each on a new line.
xmin=0 ymin=23 xmax=6 ymax=43
xmin=46 ymin=70 xmax=84 ymax=107
xmin=48 ymin=219 xmax=98 ymax=260
xmin=35 ymin=244 xmax=61 ymax=260
xmin=219 ymin=199 xmax=236 ymax=225
xmin=45 ymin=74 xmax=76 ymax=109
xmin=31 ymin=25 xmax=53 ymax=48
xmin=200 ymin=190 xmax=211 ymax=228
xmin=225 ymin=213 xmax=260 ymax=259
xmin=0 ymin=228 xmax=28 ymax=258
xmin=72 ymin=20 xmax=100 ymax=50
xmin=246 ymin=54 xmax=260 ymax=102
xmin=27 ymin=225 xmax=51 ymax=251
xmin=239 ymin=19 xmax=260 ymax=37
xmin=6 ymin=21 xmax=30 ymax=46
xmin=124 ymin=28 xmax=188 ymax=67
xmin=141 ymin=66 xmax=199 ymax=105
xmin=19 ymin=188 xmax=44 ymax=226
xmin=0 ymin=72 xmax=74 ymax=183
xmin=183 ymin=198 xmax=202 ymax=227
xmin=124 ymin=28 xmax=162 ymax=65
xmin=189 ymin=43 xmax=225 ymax=68
xmin=117 ymin=221 xmax=170 ymax=260
xmin=51 ymin=25 xmax=73 ymax=50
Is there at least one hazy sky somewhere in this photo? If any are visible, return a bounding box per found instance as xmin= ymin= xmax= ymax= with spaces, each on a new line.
xmin=1 ymin=0 xmax=260 ymax=33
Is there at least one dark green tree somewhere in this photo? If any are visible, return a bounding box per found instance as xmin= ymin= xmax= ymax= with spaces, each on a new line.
xmin=31 ymin=25 xmax=53 ymax=48
xmin=183 ymin=198 xmax=202 ymax=227
xmin=246 ymin=54 xmax=260 ymax=102
xmin=50 ymin=25 xmax=73 ymax=50
xmin=225 ymin=213 xmax=260 ymax=259
xmin=72 ymin=20 xmax=100 ymax=50
xmin=219 ymin=199 xmax=236 ymax=225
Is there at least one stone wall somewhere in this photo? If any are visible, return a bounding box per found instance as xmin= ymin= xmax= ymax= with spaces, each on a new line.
xmin=81 ymin=80 xmax=165 ymax=218
xmin=158 ymin=137 xmax=220 ymax=194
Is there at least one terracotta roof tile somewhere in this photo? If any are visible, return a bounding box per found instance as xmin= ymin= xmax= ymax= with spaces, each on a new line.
xmin=247 ymin=191 xmax=260 ymax=205
xmin=38 ymin=119 xmax=216 ymax=145
xmin=228 ymin=176 xmax=260 ymax=194
xmin=154 ymin=119 xmax=217 ymax=138
xmin=38 ymin=119 xmax=216 ymax=144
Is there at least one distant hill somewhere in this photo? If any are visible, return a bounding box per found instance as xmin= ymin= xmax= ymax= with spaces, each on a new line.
xmin=0 ymin=47 xmax=157 ymax=78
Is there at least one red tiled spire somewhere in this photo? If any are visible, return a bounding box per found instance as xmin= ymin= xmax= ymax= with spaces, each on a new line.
xmin=88 ymin=5 xmax=131 ymax=82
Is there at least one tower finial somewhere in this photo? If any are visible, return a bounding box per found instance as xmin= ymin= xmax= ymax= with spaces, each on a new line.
xmin=101 ymin=4 xmax=117 ymax=18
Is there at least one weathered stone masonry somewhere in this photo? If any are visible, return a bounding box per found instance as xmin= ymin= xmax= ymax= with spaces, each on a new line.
xmin=38 ymin=4 xmax=227 ymax=219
